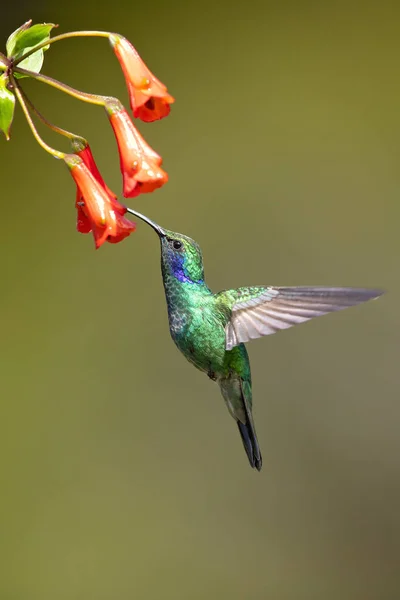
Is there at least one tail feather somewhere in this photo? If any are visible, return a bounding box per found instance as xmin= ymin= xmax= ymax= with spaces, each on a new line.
xmin=219 ymin=365 xmax=262 ymax=471
xmin=237 ymin=420 xmax=262 ymax=471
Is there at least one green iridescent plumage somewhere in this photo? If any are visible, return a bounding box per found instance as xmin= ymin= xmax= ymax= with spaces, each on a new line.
xmin=127 ymin=208 xmax=383 ymax=471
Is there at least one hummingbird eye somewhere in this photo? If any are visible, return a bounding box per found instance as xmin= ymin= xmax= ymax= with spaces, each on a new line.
xmin=172 ymin=240 xmax=182 ymax=250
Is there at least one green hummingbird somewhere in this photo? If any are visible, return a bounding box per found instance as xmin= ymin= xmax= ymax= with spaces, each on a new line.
xmin=127 ymin=208 xmax=383 ymax=471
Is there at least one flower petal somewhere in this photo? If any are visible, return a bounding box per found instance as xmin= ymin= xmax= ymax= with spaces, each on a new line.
xmin=110 ymin=35 xmax=174 ymax=122
xmin=105 ymin=101 xmax=168 ymax=198
xmin=65 ymin=154 xmax=136 ymax=248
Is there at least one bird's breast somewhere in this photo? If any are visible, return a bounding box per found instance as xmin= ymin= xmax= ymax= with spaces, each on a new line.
xmin=168 ymin=304 xmax=227 ymax=374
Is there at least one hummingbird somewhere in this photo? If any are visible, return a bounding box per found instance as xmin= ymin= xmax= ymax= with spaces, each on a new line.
xmin=126 ymin=208 xmax=383 ymax=471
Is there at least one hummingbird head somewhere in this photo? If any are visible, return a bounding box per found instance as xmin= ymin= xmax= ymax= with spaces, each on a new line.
xmin=126 ymin=208 xmax=205 ymax=284
xmin=160 ymin=230 xmax=204 ymax=284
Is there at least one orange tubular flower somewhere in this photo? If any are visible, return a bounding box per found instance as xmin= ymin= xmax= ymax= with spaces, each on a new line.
xmin=65 ymin=154 xmax=136 ymax=249
xmin=105 ymin=100 xmax=168 ymax=198
xmin=110 ymin=34 xmax=174 ymax=122
xmin=73 ymin=141 xmax=119 ymax=205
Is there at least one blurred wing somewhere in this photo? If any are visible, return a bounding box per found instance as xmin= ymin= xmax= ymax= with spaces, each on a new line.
xmin=225 ymin=286 xmax=383 ymax=351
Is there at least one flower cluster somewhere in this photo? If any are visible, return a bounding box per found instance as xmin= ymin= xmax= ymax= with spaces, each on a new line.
xmin=0 ymin=21 xmax=174 ymax=248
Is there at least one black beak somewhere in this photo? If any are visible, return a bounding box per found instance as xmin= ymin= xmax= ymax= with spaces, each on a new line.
xmin=126 ymin=207 xmax=166 ymax=237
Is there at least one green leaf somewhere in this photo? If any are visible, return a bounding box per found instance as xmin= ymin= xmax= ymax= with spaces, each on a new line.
xmin=6 ymin=20 xmax=32 ymax=57
xmin=13 ymin=46 xmax=46 ymax=78
xmin=6 ymin=21 xmax=57 ymax=78
xmin=0 ymin=74 xmax=15 ymax=140
xmin=6 ymin=22 xmax=56 ymax=59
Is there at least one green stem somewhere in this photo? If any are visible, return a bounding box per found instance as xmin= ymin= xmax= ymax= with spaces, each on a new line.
xmin=13 ymin=66 xmax=112 ymax=106
xmin=17 ymin=85 xmax=87 ymax=144
xmin=13 ymin=30 xmax=112 ymax=66
xmin=11 ymin=76 xmax=65 ymax=159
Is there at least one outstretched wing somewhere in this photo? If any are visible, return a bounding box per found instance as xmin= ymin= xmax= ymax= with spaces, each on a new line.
xmin=222 ymin=286 xmax=383 ymax=351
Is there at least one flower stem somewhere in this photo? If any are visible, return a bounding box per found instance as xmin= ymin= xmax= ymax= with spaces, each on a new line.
xmin=13 ymin=30 xmax=112 ymax=66
xmin=13 ymin=66 xmax=112 ymax=106
xmin=11 ymin=76 xmax=65 ymax=160
xmin=0 ymin=52 xmax=9 ymax=70
xmin=17 ymin=85 xmax=87 ymax=145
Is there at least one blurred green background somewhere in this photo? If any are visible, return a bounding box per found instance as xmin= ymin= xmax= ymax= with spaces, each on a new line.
xmin=1 ymin=1 xmax=399 ymax=598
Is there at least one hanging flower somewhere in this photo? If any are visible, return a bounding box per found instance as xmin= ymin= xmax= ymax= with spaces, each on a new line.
xmin=110 ymin=34 xmax=174 ymax=122
xmin=71 ymin=139 xmax=120 ymax=204
xmin=65 ymin=154 xmax=136 ymax=248
xmin=105 ymin=99 xmax=168 ymax=198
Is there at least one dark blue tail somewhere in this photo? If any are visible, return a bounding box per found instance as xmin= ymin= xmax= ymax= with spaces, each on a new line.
xmin=237 ymin=420 xmax=262 ymax=471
